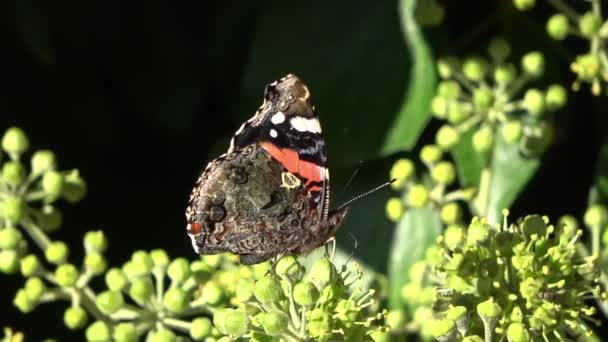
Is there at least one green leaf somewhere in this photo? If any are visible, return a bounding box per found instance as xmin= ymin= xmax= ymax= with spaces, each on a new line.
xmin=451 ymin=129 xmax=485 ymax=187
xmin=381 ymin=0 xmax=437 ymax=155
xmin=588 ymin=143 xmax=608 ymax=206
xmin=485 ymin=134 xmax=540 ymax=224
xmin=387 ymin=207 xmax=441 ymax=311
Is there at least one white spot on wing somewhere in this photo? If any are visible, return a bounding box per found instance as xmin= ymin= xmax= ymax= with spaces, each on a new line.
xmin=271 ymin=112 xmax=286 ymax=124
xmin=270 ymin=129 xmax=278 ymax=138
xmin=290 ymin=116 xmax=322 ymax=134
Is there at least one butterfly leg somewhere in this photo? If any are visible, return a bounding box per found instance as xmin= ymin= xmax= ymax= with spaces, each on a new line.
xmin=265 ymin=252 xmax=287 ymax=276
xmin=323 ymin=236 xmax=337 ymax=262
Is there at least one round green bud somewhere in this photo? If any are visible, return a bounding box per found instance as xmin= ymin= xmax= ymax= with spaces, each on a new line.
xmin=163 ymin=287 xmax=189 ymax=313
xmin=431 ymin=161 xmax=456 ymax=185
xmin=462 ymin=56 xmax=488 ymax=81
xmin=545 ymin=84 xmax=567 ymax=111
xmin=441 ymin=203 xmax=462 ymax=225
xmin=224 ymin=310 xmax=249 ymax=337
xmin=128 ymin=277 xmax=154 ymax=305
xmin=85 ymin=321 xmax=110 ymax=342
xmin=0 ymin=249 xmax=19 ymax=274
xmin=307 ymin=308 xmax=333 ymax=338
xmin=494 ymin=63 xmax=517 ymax=85
xmin=38 ymin=205 xmax=62 ymax=232
xmin=477 ymin=297 xmax=502 ymax=319
xmin=407 ymin=184 xmax=429 ymax=208
xmin=435 ymin=125 xmax=460 ymax=150
xmin=523 ymin=88 xmax=545 ymax=116
xmin=0 ymin=226 xmax=23 ymax=249
xmin=129 ymin=250 xmax=154 ymax=276
xmin=513 ymin=0 xmax=535 ymax=11
xmin=437 ymin=80 xmax=461 ymax=100
xmin=31 ymin=150 xmax=57 ymax=175
xmin=431 ymin=96 xmax=448 ymax=118
xmin=447 ymin=102 xmax=471 ymax=125
xmin=414 ymin=0 xmax=444 ymax=27
xmin=446 ymin=305 xmax=467 ymax=323
xmin=62 ymin=169 xmax=87 ymax=203
xmin=254 ymin=277 xmax=283 ymax=304
xmin=546 ymin=14 xmax=569 ymax=40
xmin=521 ymin=51 xmax=544 ymax=77
xmin=24 ymin=276 xmax=46 ymax=301
xmin=420 ymin=144 xmax=442 ymax=164
xmin=2 ymin=127 xmax=29 ymax=155
xmin=13 ymin=289 xmax=34 ymax=313
xmin=390 ymin=159 xmax=414 ymax=189
xmin=2 ymin=196 xmax=27 ymax=223
xmin=190 ymin=317 xmax=213 ymax=341
xmin=309 ymin=258 xmax=336 ymax=289
xmin=150 ymin=249 xmax=170 ymax=268
xmin=558 ymin=214 xmax=579 ymax=232
xmin=2 ymin=161 xmax=25 ymax=187
xmin=235 ymin=278 xmax=255 ymax=302
xmin=96 ymin=290 xmax=124 ymax=314
xmin=275 ymin=255 xmax=302 ymax=280
xmin=83 ymin=230 xmax=108 ymax=253
xmin=167 ymin=257 xmax=191 ymax=283
xmin=105 ymin=268 xmax=128 ymax=291
xmin=430 ymin=318 xmax=456 ymax=341
xmin=507 ymin=322 xmax=530 ymax=342
xmin=200 ymin=281 xmax=223 ymax=305
xmin=584 ymin=204 xmax=608 ymax=227
xmin=437 ymin=57 xmax=459 ymax=78
xmin=488 ymin=37 xmax=511 ymax=62
xmin=45 ymin=241 xmax=69 ymax=264
xmin=148 ymin=328 xmax=176 ymax=342
xmin=386 ymin=309 xmax=407 ymax=329
xmin=84 ymin=252 xmax=108 ymax=275
xmin=473 ymin=86 xmax=494 ymax=111
xmin=64 ymin=306 xmax=89 ymax=330
xmin=472 ymin=126 xmax=495 ymax=153
xmin=521 ymin=214 xmax=547 ymax=238
xmin=55 ymin=263 xmax=79 ymax=287
xmin=385 ymin=197 xmax=404 ymax=222
xmin=20 ymin=254 xmax=42 ymax=277
xmin=260 ymin=311 xmax=289 ymax=336
xmin=41 ymin=171 xmax=65 ymax=197
xmin=113 ymin=323 xmax=137 ymax=342
xmin=579 ymin=11 xmax=601 ymax=37
xmin=293 ymin=281 xmax=320 ymax=306
xmin=572 ymin=53 xmax=601 ymax=81
xmin=501 ymin=120 xmax=522 ymax=144
xmin=467 ymin=218 xmax=490 ymax=245
xmin=444 ymin=225 xmax=464 ymax=251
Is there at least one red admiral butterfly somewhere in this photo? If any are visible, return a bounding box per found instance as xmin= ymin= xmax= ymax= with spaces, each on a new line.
xmin=186 ymin=74 xmax=349 ymax=265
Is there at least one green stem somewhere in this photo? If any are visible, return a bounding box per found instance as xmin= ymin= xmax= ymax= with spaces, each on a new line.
xmin=592 ymin=0 xmax=603 ymax=20
xmin=473 ymin=168 xmax=491 ymax=217
xmin=504 ymin=75 xmax=531 ymax=100
xmin=21 ymin=217 xmax=51 ymax=250
xmin=162 ymin=318 xmax=191 ymax=333
xmin=575 ymin=242 xmax=608 ymax=317
xmin=592 ymin=224 xmax=601 ymax=257
xmin=547 ymin=0 xmax=580 ymax=21
xmin=79 ymin=287 xmax=112 ymax=324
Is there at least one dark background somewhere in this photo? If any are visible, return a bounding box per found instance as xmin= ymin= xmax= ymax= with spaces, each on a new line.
xmin=0 ymin=0 xmax=604 ymax=339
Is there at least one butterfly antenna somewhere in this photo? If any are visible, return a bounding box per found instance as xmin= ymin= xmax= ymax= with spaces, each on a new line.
xmin=339 ymin=161 xmax=364 ymax=201
xmin=336 ymin=178 xmax=397 ymax=211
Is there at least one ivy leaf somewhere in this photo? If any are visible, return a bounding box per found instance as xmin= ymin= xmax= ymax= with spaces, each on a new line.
xmin=381 ymin=0 xmax=437 ymax=155
xmin=451 ymin=129 xmax=485 ymax=187
xmin=387 ymin=207 xmax=441 ymax=311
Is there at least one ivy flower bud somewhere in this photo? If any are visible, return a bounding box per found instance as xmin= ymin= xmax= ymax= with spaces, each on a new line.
xmin=437 ymin=80 xmax=461 ymax=100
xmin=84 ymin=252 xmax=108 ymax=275
xmin=105 ymin=268 xmax=128 ymax=291
xmin=502 ymin=120 xmax=522 ymax=144
xmin=467 ymin=218 xmax=490 ymax=245
xmin=448 ymin=102 xmax=471 ymax=125
xmin=390 ymin=159 xmax=414 ymax=188
xmin=45 ymin=241 xmax=69 ymax=264
xmin=447 ymin=306 xmax=468 ymax=336
xmin=167 ymin=257 xmax=191 ymax=283
xmin=579 ymin=12 xmax=601 ymax=38
xmin=473 ymin=86 xmax=494 ymax=111
xmin=31 ymin=150 xmax=57 ymax=175
xmin=190 ymin=317 xmax=213 ymax=341
xmin=521 ymin=51 xmax=544 ymax=77
xmin=507 ymin=322 xmax=531 ymax=342
xmin=62 ymin=169 xmax=87 ymax=203
xmin=200 ymin=281 xmax=223 ymax=305
xmin=0 ymin=249 xmax=19 ymax=274
xmin=584 ymin=205 xmax=608 ymax=227
xmin=2 ymin=197 xmax=26 ymax=223
xmin=519 ymin=277 xmax=543 ymax=302
xmin=223 ymin=310 xmax=250 ymax=338
xmin=163 ymin=287 xmax=189 ymax=313
xmin=572 ymin=54 xmax=601 ymax=81
xmin=275 ymin=255 xmax=302 ymax=280
xmin=253 ymin=277 xmax=283 ymax=304
xmin=2 ymin=161 xmax=25 ymax=187
xmin=55 ymin=263 xmax=79 ymax=287
xmin=431 ymin=96 xmax=448 ymax=118
xmin=309 ymin=258 xmax=336 ymax=289
xmin=462 ymin=56 xmax=489 ymax=81
xmin=431 ymin=161 xmax=456 ymax=185
xmin=41 ymin=171 xmax=65 ymax=198
xmin=472 ymin=126 xmax=494 ymax=153
xmin=96 ymin=290 xmax=124 ymax=314
xmin=545 ymin=84 xmax=567 ymax=111
xmin=443 ymin=225 xmax=465 ymax=251
xmin=307 ymin=308 xmax=334 ymax=338
xmin=24 ymin=276 xmax=46 ymax=302
xmin=436 ymin=125 xmax=460 ymax=150
xmin=83 ymin=230 xmax=108 ymax=253
xmin=64 ymin=306 xmax=89 ymax=330
xmin=20 ymin=254 xmax=42 ymax=277
xmin=38 ymin=205 xmax=62 ymax=232
xmin=129 ymin=250 xmax=154 ymax=276
xmin=128 ymin=277 xmax=154 ymax=305
xmin=521 ymin=214 xmax=547 ymax=238
xmin=386 ymin=309 xmax=407 ymax=329
xmin=293 ymin=281 xmax=320 ymax=306
xmin=407 ymin=184 xmax=429 ymax=208
xmin=494 ymin=63 xmax=517 ymax=85
xmin=523 ymin=88 xmax=545 ymax=116
xmin=235 ymin=278 xmax=255 ymax=302
xmin=113 ymin=323 xmax=137 ymax=342
xmin=0 ymin=226 xmax=23 ymax=249
xmin=437 ymin=57 xmax=459 ymax=78
xmin=430 ymin=318 xmax=456 ymax=342
xmin=150 ymin=249 xmax=170 ymax=268
xmin=477 ymin=297 xmax=502 ymax=328
xmin=386 ymin=197 xmax=404 ymax=222
xmin=260 ymin=311 xmax=289 ymax=336
xmin=2 ymin=127 xmax=29 ymax=156
xmin=513 ymin=0 xmax=535 ymax=11
xmin=488 ymin=37 xmax=510 ymax=62
xmin=85 ymin=321 xmax=111 ymax=342
xmin=420 ymin=144 xmax=442 ymax=164
xmin=13 ymin=289 xmax=34 ymax=313
xmin=148 ymin=328 xmax=176 ymax=342
xmin=546 ymin=14 xmax=569 ymax=40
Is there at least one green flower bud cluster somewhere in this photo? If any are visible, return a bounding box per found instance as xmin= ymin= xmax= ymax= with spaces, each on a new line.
xmin=1 ymin=327 xmax=25 ymax=342
xmin=213 ymin=256 xmax=388 ymax=341
xmin=432 ymin=40 xmax=564 ymax=157
xmin=419 ymin=212 xmax=603 ymax=340
xmin=386 ymin=152 xmax=474 ymax=224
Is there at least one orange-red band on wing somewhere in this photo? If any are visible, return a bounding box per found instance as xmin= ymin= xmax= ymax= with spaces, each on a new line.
xmin=260 ymin=141 xmax=323 ymax=191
